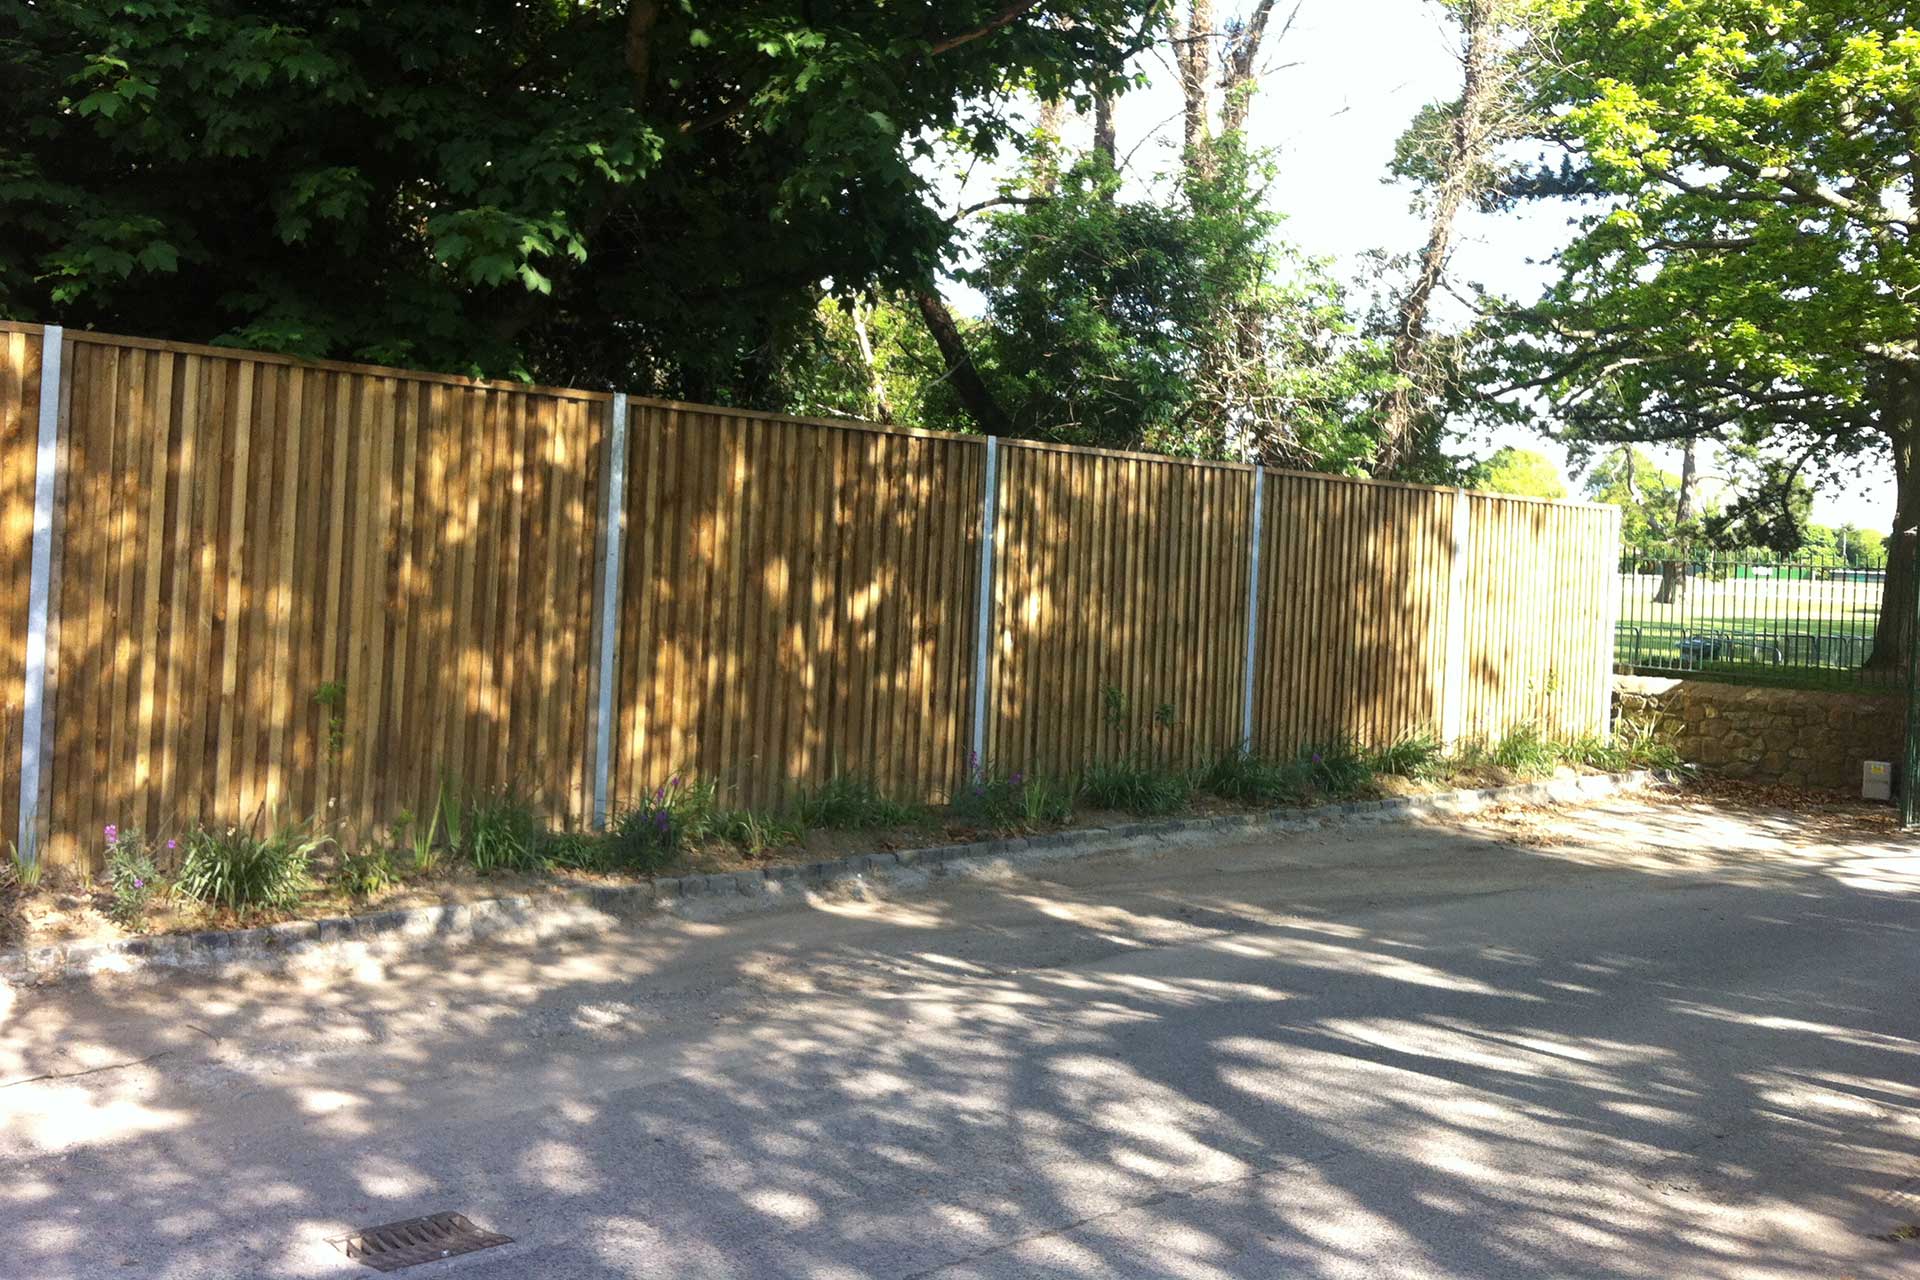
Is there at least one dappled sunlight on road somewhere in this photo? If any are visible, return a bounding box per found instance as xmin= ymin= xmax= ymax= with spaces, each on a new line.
xmin=0 ymin=787 xmax=1915 ymax=1277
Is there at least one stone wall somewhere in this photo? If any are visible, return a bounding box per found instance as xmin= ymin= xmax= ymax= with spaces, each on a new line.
xmin=1614 ymin=674 xmax=1903 ymax=792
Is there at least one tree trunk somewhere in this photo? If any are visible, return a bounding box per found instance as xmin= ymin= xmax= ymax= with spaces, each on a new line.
xmin=1220 ymin=0 xmax=1280 ymax=136
xmin=1178 ymin=0 xmax=1215 ymax=177
xmin=850 ymin=302 xmax=892 ymax=424
xmin=1867 ymin=400 xmax=1918 ymax=672
xmin=1093 ymin=94 xmax=1116 ymax=167
xmin=913 ymin=289 xmax=1012 ymax=436
xmin=1374 ymin=0 xmax=1497 ymax=478
xmin=1651 ymin=437 xmax=1697 ymax=605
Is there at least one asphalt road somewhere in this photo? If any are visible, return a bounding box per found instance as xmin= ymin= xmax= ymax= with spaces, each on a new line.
xmin=2 ymin=789 xmax=1916 ymax=1279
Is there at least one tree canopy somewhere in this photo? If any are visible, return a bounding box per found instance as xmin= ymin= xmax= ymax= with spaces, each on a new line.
xmin=1473 ymin=446 xmax=1568 ymax=500
xmin=1489 ymin=0 xmax=1920 ymax=658
xmin=2 ymin=0 xmax=1160 ymax=398
xmin=946 ymin=140 xmax=1387 ymax=463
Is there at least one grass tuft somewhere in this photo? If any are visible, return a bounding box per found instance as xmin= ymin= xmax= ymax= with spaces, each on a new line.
xmin=1201 ymin=748 xmax=1307 ymax=806
xmin=794 ymin=774 xmax=922 ymax=830
xmin=466 ymin=790 xmax=545 ymax=873
xmin=540 ymin=829 xmax=611 ymax=872
xmin=714 ymin=809 xmax=807 ymax=857
xmin=1366 ymin=731 xmax=1445 ymax=780
xmin=176 ymin=822 xmax=323 ymax=915
xmin=1079 ymin=758 xmax=1193 ymax=816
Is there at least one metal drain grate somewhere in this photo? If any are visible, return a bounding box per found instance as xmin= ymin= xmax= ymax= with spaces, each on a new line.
xmin=337 ymin=1212 xmax=513 ymax=1272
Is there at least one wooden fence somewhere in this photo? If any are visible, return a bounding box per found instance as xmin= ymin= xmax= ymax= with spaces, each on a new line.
xmin=0 ymin=322 xmax=1621 ymax=869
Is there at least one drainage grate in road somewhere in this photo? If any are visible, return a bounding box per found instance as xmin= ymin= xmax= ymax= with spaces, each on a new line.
xmin=337 ymin=1212 xmax=513 ymax=1272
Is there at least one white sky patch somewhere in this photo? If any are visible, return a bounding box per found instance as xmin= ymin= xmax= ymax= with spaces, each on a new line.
xmin=927 ymin=0 xmax=1894 ymax=531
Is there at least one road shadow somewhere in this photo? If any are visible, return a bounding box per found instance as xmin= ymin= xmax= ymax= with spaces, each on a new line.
xmin=1 ymin=789 xmax=1916 ymax=1278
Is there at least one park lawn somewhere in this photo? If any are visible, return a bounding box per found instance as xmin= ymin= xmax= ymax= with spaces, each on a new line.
xmin=1615 ymin=573 xmax=1887 ymax=685
xmin=1617 ymin=577 xmax=1881 ymax=637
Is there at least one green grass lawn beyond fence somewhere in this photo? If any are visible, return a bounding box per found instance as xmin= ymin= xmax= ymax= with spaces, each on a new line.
xmin=1615 ymin=563 xmax=1896 ymax=691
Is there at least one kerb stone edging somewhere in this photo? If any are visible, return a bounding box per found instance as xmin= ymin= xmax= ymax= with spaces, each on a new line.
xmin=2 ymin=769 xmax=1667 ymax=987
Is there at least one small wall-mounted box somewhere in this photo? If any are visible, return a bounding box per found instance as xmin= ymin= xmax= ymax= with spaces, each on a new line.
xmin=1863 ymin=760 xmax=1893 ymax=802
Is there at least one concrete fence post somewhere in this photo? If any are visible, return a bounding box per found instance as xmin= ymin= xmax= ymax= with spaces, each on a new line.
xmin=18 ymin=325 xmax=63 ymax=865
xmin=1240 ymin=465 xmax=1264 ymax=750
xmin=591 ymin=392 xmax=630 ymax=829
xmin=969 ymin=437 xmax=1001 ymax=772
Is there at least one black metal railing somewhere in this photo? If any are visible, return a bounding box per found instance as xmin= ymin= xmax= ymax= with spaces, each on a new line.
xmin=1616 ymin=546 xmax=1898 ymax=690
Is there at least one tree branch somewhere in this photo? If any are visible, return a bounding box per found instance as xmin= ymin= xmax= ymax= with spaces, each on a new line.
xmin=914 ymin=289 xmax=1013 ymax=434
xmin=929 ymin=1 xmax=1049 ymax=56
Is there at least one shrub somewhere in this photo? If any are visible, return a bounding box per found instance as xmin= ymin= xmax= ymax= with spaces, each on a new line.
xmin=1301 ymin=739 xmax=1375 ymax=799
xmin=467 ymin=790 xmax=544 ymax=873
xmin=1201 ymin=748 xmax=1309 ymax=806
xmin=605 ymin=774 xmax=715 ymax=872
xmin=176 ymin=823 xmax=323 ymax=915
xmin=1080 ymin=758 xmax=1193 ymax=816
xmin=794 ymin=775 xmax=921 ymax=830
xmin=103 ymin=825 xmax=163 ymax=928
xmin=949 ymin=755 xmax=1073 ymax=828
xmin=336 ymin=847 xmax=399 ymax=899
xmin=540 ymin=829 xmax=610 ymax=872
xmin=605 ymin=805 xmax=679 ymax=873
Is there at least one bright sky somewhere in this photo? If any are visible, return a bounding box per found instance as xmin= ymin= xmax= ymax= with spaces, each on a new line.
xmin=941 ymin=0 xmax=1896 ymax=533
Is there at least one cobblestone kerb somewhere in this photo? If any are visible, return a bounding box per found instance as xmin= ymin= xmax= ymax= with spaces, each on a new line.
xmin=4 ymin=770 xmax=1664 ymax=987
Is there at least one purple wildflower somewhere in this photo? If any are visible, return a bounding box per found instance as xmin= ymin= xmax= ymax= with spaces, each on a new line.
xmin=166 ymin=839 xmax=176 ymax=851
xmin=1311 ymin=752 xmax=1323 ymax=764
xmin=132 ymin=878 xmax=145 ymax=889
xmin=653 ymin=785 xmax=666 ymax=804
xmin=1010 ymin=772 xmax=1023 ymax=786
xmin=103 ymin=824 xmax=118 ymax=846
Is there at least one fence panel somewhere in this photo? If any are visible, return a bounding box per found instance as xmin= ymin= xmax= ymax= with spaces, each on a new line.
xmin=988 ymin=443 xmax=1255 ymax=777
xmin=0 ymin=321 xmax=1626 ymax=869
xmin=40 ymin=332 xmax=608 ymax=867
xmin=610 ymin=403 xmax=985 ymax=810
xmin=1459 ymin=493 xmax=1618 ymax=742
xmin=1253 ymin=474 xmax=1457 ymax=755
xmin=0 ymin=327 xmax=41 ymax=852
